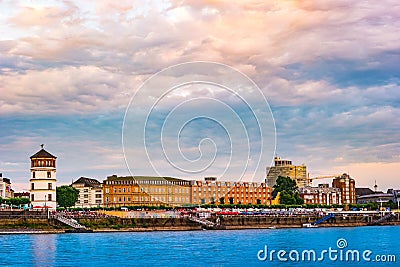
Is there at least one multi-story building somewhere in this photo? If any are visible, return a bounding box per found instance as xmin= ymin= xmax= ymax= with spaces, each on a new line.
xmin=72 ymin=177 xmax=103 ymax=208
xmin=298 ymin=184 xmax=342 ymax=205
xmin=29 ymin=146 xmax=57 ymax=210
xmin=0 ymin=173 xmax=12 ymax=198
xmin=192 ymin=177 xmax=272 ymax=205
xmin=332 ymin=173 xmax=356 ymax=204
xmin=103 ymin=175 xmax=192 ymax=207
xmin=266 ymin=156 xmax=308 ymax=188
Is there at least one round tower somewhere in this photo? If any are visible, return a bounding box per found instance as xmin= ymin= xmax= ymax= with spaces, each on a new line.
xmin=29 ymin=145 xmax=57 ymax=210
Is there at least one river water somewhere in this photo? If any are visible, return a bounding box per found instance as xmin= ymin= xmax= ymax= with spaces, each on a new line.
xmin=0 ymin=226 xmax=398 ymax=266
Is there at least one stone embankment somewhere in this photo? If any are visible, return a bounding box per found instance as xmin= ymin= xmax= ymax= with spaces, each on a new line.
xmin=1 ymin=211 xmax=399 ymax=233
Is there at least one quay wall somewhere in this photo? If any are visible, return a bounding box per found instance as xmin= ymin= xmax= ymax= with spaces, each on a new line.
xmin=1 ymin=213 xmax=400 ymax=231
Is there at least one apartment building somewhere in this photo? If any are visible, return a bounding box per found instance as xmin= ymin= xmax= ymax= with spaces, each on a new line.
xmin=192 ymin=177 xmax=272 ymax=205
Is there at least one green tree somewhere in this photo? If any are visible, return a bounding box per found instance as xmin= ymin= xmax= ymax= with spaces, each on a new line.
xmin=56 ymin=186 xmax=79 ymax=208
xmin=273 ymin=176 xmax=298 ymax=196
xmin=273 ymin=176 xmax=303 ymax=205
xmin=7 ymin=197 xmax=30 ymax=206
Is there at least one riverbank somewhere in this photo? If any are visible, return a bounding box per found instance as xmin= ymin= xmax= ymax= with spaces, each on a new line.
xmin=1 ymin=212 xmax=400 ymax=234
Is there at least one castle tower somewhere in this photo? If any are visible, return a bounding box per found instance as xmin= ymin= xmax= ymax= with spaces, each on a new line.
xmin=29 ymin=145 xmax=57 ymax=210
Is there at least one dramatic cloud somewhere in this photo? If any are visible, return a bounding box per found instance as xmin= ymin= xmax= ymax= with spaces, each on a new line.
xmin=1 ymin=0 xmax=399 ymax=191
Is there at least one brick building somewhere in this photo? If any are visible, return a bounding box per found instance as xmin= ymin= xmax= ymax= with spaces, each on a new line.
xmin=192 ymin=177 xmax=272 ymax=205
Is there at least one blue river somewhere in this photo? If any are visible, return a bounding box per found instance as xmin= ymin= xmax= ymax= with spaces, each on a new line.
xmin=0 ymin=226 xmax=398 ymax=266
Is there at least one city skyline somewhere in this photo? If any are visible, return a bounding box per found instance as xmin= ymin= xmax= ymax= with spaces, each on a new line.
xmin=1 ymin=1 xmax=399 ymax=191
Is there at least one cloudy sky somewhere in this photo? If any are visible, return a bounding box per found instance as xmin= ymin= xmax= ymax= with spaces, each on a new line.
xmin=1 ymin=0 xmax=399 ymax=192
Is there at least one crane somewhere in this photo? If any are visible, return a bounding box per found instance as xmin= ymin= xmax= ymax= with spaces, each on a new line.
xmin=306 ymin=174 xmax=341 ymax=184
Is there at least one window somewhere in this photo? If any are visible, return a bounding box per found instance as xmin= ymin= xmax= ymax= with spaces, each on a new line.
xmin=84 ymin=189 xmax=89 ymax=193
xmin=31 ymin=194 xmax=34 ymax=201
xmin=32 ymin=172 xmax=35 ymax=178
xmin=84 ymin=194 xmax=88 ymax=198
xmin=47 ymin=172 xmax=51 ymax=178
xmin=48 ymin=194 xmax=52 ymax=201
xmin=48 ymin=183 xmax=52 ymax=190
xmin=84 ymin=200 xmax=88 ymax=204
xmin=95 ymin=194 xmax=102 ymax=198
xmin=31 ymin=183 xmax=34 ymax=190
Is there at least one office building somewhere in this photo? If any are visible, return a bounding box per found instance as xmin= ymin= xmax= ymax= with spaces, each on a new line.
xmin=266 ymin=156 xmax=308 ymax=188
xmin=103 ymin=175 xmax=192 ymax=207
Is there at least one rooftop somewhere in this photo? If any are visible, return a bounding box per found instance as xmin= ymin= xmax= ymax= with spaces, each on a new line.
xmin=30 ymin=149 xmax=57 ymax=159
xmin=72 ymin=177 xmax=101 ymax=188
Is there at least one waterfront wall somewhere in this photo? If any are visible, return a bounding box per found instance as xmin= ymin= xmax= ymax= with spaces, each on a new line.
xmin=1 ymin=212 xmax=400 ymax=231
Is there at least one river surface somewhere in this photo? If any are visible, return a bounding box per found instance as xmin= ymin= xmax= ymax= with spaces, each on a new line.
xmin=0 ymin=226 xmax=398 ymax=266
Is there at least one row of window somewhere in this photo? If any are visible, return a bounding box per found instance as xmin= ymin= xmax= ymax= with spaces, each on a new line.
xmin=105 ymin=187 xmax=191 ymax=194
xmin=31 ymin=160 xmax=55 ymax=168
xmin=105 ymin=180 xmax=190 ymax=186
xmin=195 ymin=193 xmax=268 ymax=198
xmin=105 ymin=196 xmax=190 ymax=203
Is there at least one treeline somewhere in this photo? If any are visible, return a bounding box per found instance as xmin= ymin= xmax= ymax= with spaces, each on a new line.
xmin=0 ymin=197 xmax=30 ymax=206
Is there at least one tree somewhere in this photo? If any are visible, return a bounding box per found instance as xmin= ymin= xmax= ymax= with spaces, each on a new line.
xmin=56 ymin=186 xmax=79 ymax=208
xmin=7 ymin=197 xmax=30 ymax=206
xmin=273 ymin=176 xmax=298 ymax=196
xmin=273 ymin=176 xmax=303 ymax=205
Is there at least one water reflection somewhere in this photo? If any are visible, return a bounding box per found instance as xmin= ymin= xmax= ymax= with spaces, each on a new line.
xmin=31 ymin=234 xmax=56 ymax=267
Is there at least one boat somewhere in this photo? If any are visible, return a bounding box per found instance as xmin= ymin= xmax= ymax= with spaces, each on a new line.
xmin=267 ymin=226 xmax=277 ymax=229
xmin=302 ymin=223 xmax=318 ymax=228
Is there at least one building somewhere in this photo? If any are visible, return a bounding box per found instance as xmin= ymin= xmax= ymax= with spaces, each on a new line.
xmin=356 ymin=188 xmax=399 ymax=205
xmin=103 ymin=175 xmax=192 ymax=207
xmin=191 ymin=177 xmax=272 ymax=205
xmin=0 ymin=173 xmax=12 ymax=198
xmin=298 ymin=184 xmax=342 ymax=205
xmin=14 ymin=192 xmax=30 ymax=199
xmin=387 ymin=189 xmax=400 ymax=203
xmin=72 ymin=177 xmax=103 ymax=208
xmin=266 ymin=156 xmax=308 ymax=188
xmin=356 ymin=188 xmax=378 ymax=199
xmin=332 ymin=173 xmax=356 ymax=204
xmin=357 ymin=193 xmax=393 ymax=204
xmin=29 ymin=146 xmax=57 ymax=210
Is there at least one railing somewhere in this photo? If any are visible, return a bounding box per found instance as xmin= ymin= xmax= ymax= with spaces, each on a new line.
xmin=371 ymin=213 xmax=395 ymax=225
xmin=187 ymin=216 xmax=215 ymax=228
xmin=54 ymin=215 xmax=87 ymax=229
xmin=312 ymin=213 xmax=334 ymax=225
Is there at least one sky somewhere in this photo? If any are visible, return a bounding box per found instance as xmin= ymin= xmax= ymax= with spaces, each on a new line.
xmin=1 ymin=0 xmax=399 ymax=192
